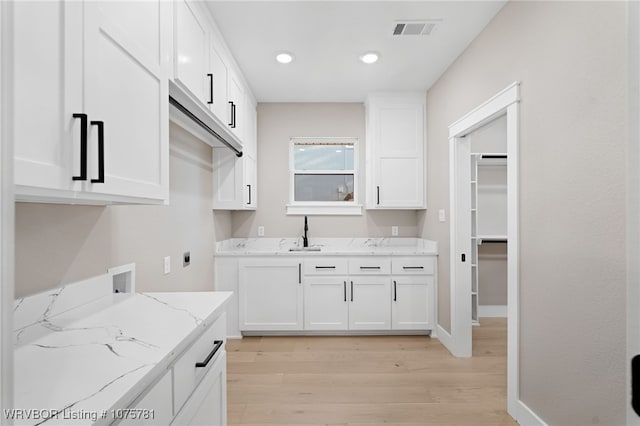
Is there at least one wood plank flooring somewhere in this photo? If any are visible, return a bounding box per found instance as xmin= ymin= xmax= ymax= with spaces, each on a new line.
xmin=226 ymin=318 xmax=515 ymax=426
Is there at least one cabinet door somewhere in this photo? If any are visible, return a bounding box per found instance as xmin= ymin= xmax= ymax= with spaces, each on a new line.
xmin=174 ymin=0 xmax=209 ymax=103
xmin=212 ymin=148 xmax=243 ymax=210
xmin=244 ymin=155 xmax=257 ymax=209
xmin=176 ymin=352 xmax=227 ymax=426
xmin=304 ymin=277 xmax=349 ymax=330
xmin=349 ymin=276 xmax=391 ymax=330
xmin=83 ymin=1 xmax=170 ymax=201
xmin=227 ymin=71 xmax=244 ymax=141
xmin=375 ymin=103 xmax=424 ymax=208
xmin=208 ymin=43 xmax=229 ymax=124
xmin=391 ymin=276 xmax=434 ymax=330
xmin=13 ymin=1 xmax=84 ymax=197
xmin=239 ymin=259 xmax=303 ymax=331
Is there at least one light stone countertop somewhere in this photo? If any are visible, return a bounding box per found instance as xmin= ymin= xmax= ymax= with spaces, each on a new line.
xmin=215 ymin=237 xmax=438 ymax=256
xmin=13 ymin=290 xmax=231 ymax=425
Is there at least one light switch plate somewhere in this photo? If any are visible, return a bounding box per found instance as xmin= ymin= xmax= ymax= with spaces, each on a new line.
xmin=163 ymin=256 xmax=171 ymax=275
xmin=439 ymin=209 xmax=446 ymax=223
xmin=391 ymin=226 xmax=399 ymax=236
xmin=258 ymin=226 xmax=265 ymax=237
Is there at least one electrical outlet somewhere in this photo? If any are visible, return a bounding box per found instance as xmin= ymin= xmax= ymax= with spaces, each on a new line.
xmin=439 ymin=209 xmax=446 ymax=223
xmin=183 ymin=251 xmax=190 ymax=267
xmin=163 ymin=256 xmax=171 ymax=275
xmin=391 ymin=226 xmax=399 ymax=236
xmin=258 ymin=226 xmax=265 ymax=237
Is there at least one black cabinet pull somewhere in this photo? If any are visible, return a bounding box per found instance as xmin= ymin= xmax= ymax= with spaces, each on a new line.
xmin=350 ymin=281 xmax=354 ymax=302
xmin=195 ymin=340 xmax=224 ymax=368
xmin=343 ymin=281 xmax=347 ymax=302
xmin=461 ymin=254 xmax=466 ymax=262
xmin=633 ymin=354 xmax=640 ymax=415
xmin=231 ymin=103 xmax=236 ymax=128
xmin=393 ymin=280 xmax=397 ymax=302
xmin=72 ymin=113 xmax=88 ymax=181
xmin=315 ymin=266 xmax=335 ymax=269
xmin=403 ymin=266 xmax=424 ymax=270
xmin=90 ymin=120 xmax=104 ymax=183
xmin=298 ymin=263 xmax=301 ymax=284
xmin=360 ymin=266 xmax=381 ymax=270
xmin=247 ymin=184 xmax=251 ymax=205
xmin=377 ymin=186 xmax=380 ymax=205
xmin=228 ymin=101 xmax=234 ymax=126
xmin=207 ymin=73 xmax=213 ymax=104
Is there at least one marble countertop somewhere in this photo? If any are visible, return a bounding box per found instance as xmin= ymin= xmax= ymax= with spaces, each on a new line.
xmin=215 ymin=238 xmax=438 ymax=256
xmin=14 ymin=290 xmax=231 ymax=425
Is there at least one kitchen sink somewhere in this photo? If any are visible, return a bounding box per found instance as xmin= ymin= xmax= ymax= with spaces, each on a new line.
xmin=288 ymin=247 xmax=321 ymax=252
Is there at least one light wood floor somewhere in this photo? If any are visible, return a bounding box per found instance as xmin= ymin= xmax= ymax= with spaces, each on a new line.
xmin=226 ymin=318 xmax=516 ymax=426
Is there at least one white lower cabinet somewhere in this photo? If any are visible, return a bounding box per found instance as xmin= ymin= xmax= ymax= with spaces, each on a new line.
xmin=239 ymin=259 xmax=303 ymax=331
xmin=392 ymin=276 xmax=434 ymax=330
xmin=237 ymin=256 xmax=435 ymax=334
xmin=172 ymin=352 xmax=227 ymax=426
xmin=304 ymin=276 xmax=349 ymax=330
xmin=349 ymin=276 xmax=392 ymax=330
xmin=117 ymin=312 xmax=228 ymax=426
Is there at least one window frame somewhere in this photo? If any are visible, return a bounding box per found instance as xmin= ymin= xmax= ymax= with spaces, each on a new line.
xmin=286 ymin=137 xmax=362 ymax=216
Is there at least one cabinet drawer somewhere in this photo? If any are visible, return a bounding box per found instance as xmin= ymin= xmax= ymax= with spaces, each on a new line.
xmin=391 ymin=257 xmax=435 ymax=275
xmin=118 ymin=370 xmax=173 ymax=425
xmin=348 ymin=257 xmax=391 ymax=275
xmin=173 ymin=312 xmax=226 ymax=414
xmin=303 ymin=258 xmax=348 ymax=275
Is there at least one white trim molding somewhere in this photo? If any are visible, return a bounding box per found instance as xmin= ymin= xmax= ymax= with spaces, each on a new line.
xmin=478 ymin=305 xmax=507 ymax=318
xmin=446 ymin=82 xmax=520 ymax=421
xmin=517 ymin=401 xmax=548 ymax=426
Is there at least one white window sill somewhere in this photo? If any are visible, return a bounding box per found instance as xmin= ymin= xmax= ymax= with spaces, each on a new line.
xmin=286 ymin=204 xmax=363 ymax=216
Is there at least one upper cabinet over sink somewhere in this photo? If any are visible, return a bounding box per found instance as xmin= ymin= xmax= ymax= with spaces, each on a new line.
xmin=365 ymin=93 xmax=427 ymax=210
xmin=13 ymin=1 xmax=171 ymax=204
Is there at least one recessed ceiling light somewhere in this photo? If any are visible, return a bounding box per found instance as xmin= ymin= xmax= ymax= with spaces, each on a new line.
xmin=276 ymin=52 xmax=294 ymax=64
xmin=360 ymin=52 xmax=379 ymax=64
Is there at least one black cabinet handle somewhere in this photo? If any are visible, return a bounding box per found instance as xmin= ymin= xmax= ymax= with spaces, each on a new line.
xmin=360 ymin=266 xmax=381 ymax=270
xmin=231 ymin=103 xmax=236 ymax=128
xmin=350 ymin=281 xmax=354 ymax=302
xmin=247 ymin=184 xmax=251 ymax=205
xmin=298 ymin=263 xmax=301 ymax=284
xmin=402 ymin=266 xmax=424 ymax=270
xmin=315 ymin=266 xmax=335 ymax=269
xmin=377 ymin=186 xmax=380 ymax=205
xmin=195 ymin=340 xmax=224 ymax=368
xmin=72 ymin=113 xmax=88 ymax=181
xmin=461 ymin=253 xmax=466 ymax=262
xmin=393 ymin=280 xmax=397 ymax=302
xmin=207 ymin=73 xmax=213 ymax=104
xmin=228 ymin=101 xmax=234 ymax=126
xmin=90 ymin=120 xmax=104 ymax=183
xmin=343 ymin=281 xmax=347 ymax=302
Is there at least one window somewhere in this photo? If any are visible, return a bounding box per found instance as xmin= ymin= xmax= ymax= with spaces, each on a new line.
xmin=287 ymin=138 xmax=361 ymax=215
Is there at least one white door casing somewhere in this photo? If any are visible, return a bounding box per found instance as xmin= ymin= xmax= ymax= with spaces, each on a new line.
xmin=446 ymin=82 xmax=520 ymax=419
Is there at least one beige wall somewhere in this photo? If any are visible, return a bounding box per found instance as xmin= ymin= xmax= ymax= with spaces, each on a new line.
xmin=231 ymin=103 xmax=419 ymax=238
xmin=16 ymin=123 xmax=220 ymax=297
xmin=424 ymin=1 xmax=626 ymax=424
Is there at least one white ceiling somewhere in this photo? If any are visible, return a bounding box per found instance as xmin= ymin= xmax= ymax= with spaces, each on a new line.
xmin=205 ymin=1 xmax=506 ymax=102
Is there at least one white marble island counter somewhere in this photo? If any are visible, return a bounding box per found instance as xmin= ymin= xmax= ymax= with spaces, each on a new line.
xmin=13 ymin=281 xmax=231 ymax=426
xmin=215 ymin=237 xmax=438 ymax=256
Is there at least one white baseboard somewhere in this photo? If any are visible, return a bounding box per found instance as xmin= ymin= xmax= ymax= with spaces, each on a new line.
xmin=479 ymin=304 xmax=507 ymax=318
xmin=436 ymin=324 xmax=454 ymax=353
xmin=517 ymin=400 xmax=547 ymax=426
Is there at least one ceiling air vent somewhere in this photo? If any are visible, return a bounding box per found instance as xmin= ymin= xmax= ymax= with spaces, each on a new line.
xmin=393 ymin=20 xmax=442 ymax=36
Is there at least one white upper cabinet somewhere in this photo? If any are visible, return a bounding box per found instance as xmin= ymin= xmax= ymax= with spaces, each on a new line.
xmin=173 ymin=0 xmax=209 ymax=104
xmin=365 ymin=93 xmax=426 ymax=209
xmin=208 ymin=43 xmax=229 ymax=124
xmin=227 ymin=70 xmax=245 ymax=142
xmin=13 ymin=1 xmax=170 ymax=204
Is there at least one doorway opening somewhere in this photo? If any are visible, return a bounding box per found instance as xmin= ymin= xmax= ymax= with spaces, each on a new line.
xmin=446 ymin=82 xmax=520 ymax=418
